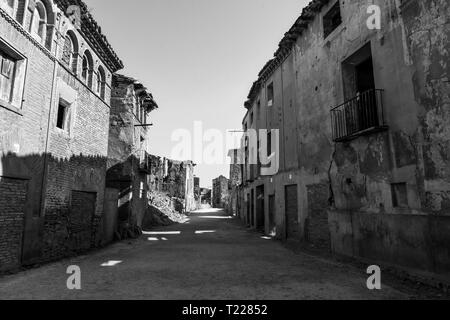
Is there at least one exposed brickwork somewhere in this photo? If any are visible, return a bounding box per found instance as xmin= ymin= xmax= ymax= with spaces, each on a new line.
xmin=43 ymin=155 xmax=107 ymax=260
xmin=0 ymin=178 xmax=27 ymax=271
xmin=0 ymin=1 xmax=123 ymax=270
xmin=0 ymin=9 xmax=55 ymax=267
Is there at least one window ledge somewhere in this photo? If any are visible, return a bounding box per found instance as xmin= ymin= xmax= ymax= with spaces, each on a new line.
xmin=324 ymin=24 xmax=346 ymax=44
xmin=54 ymin=127 xmax=71 ymax=138
xmin=0 ymin=99 xmax=23 ymax=116
xmin=334 ymin=125 xmax=389 ymax=143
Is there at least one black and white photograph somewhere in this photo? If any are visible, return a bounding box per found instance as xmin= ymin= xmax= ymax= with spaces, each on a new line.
xmin=0 ymin=0 xmax=449 ymax=306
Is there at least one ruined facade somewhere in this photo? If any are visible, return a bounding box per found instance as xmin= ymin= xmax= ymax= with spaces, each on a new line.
xmin=106 ymin=74 xmax=158 ymax=240
xmin=162 ymin=159 xmax=196 ymax=213
xmin=0 ymin=0 xmax=123 ymax=270
xmin=228 ymin=149 xmax=243 ymax=216
xmin=194 ymin=176 xmax=201 ymax=209
xmin=200 ymin=188 xmax=212 ymax=205
xmin=212 ymin=175 xmax=230 ymax=209
xmin=240 ymin=0 xmax=450 ymax=279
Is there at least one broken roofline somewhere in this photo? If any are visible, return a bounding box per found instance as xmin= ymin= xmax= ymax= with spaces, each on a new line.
xmin=54 ymin=0 xmax=124 ymax=72
xmin=113 ymin=73 xmax=159 ymax=111
xmin=244 ymin=0 xmax=331 ymax=109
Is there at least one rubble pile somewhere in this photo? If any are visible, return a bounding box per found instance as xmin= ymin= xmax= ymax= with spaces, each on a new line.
xmin=143 ymin=191 xmax=188 ymax=227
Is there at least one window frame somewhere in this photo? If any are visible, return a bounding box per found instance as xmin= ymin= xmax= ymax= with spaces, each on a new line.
xmin=55 ymin=97 xmax=72 ymax=134
xmin=61 ymin=35 xmax=74 ymax=69
xmin=323 ymin=1 xmax=343 ymax=39
xmin=0 ymin=36 xmax=27 ymax=112
xmin=0 ymin=0 xmax=16 ymax=17
xmin=96 ymin=66 xmax=106 ymax=100
xmin=267 ymin=82 xmax=274 ymax=107
xmin=81 ymin=50 xmax=94 ymax=89
xmin=56 ymin=100 xmax=68 ymax=130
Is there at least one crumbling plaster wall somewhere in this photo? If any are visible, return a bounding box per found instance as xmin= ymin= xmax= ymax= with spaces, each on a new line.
xmin=301 ymin=0 xmax=450 ymax=275
xmin=292 ymin=0 xmax=430 ymax=215
xmin=107 ymin=78 xmax=150 ymax=230
xmin=401 ymin=0 xmax=450 ymax=214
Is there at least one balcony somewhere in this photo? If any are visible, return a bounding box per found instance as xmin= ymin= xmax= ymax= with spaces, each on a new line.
xmin=331 ymin=89 xmax=388 ymax=142
xmin=138 ymin=150 xmax=151 ymax=174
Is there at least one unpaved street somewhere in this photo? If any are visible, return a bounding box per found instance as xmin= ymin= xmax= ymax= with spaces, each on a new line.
xmin=0 ymin=209 xmax=410 ymax=300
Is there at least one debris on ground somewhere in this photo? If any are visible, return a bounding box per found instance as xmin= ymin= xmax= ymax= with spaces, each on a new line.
xmin=143 ymin=191 xmax=189 ymax=227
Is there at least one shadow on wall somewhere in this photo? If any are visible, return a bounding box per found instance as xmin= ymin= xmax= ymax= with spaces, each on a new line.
xmin=0 ymin=151 xmax=109 ymax=271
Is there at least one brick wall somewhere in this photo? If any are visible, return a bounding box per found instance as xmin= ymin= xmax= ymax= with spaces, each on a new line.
xmin=0 ymin=177 xmax=27 ymax=271
xmin=43 ymin=67 xmax=111 ymax=261
xmin=1 ymin=3 xmax=121 ymax=269
xmin=0 ymin=9 xmax=55 ymax=266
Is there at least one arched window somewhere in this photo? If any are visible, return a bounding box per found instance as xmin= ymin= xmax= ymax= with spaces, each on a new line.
xmin=62 ymin=35 xmax=73 ymax=68
xmin=29 ymin=2 xmax=47 ymax=44
xmin=25 ymin=0 xmax=54 ymax=50
xmin=0 ymin=0 xmax=15 ymax=16
xmin=97 ymin=66 xmax=106 ymax=99
xmin=61 ymin=31 xmax=78 ymax=74
xmin=15 ymin=0 xmax=25 ymax=24
xmin=81 ymin=50 xmax=93 ymax=89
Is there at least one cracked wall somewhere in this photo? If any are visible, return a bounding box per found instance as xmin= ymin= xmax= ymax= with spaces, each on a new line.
xmin=289 ymin=0 xmax=449 ymax=275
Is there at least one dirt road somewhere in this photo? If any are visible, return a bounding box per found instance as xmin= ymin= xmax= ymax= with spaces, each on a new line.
xmin=0 ymin=209 xmax=410 ymax=300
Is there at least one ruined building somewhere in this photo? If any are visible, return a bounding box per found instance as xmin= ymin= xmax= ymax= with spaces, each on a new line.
xmin=106 ymin=74 xmax=158 ymax=240
xmin=194 ymin=176 xmax=200 ymax=208
xmin=212 ymin=175 xmax=230 ymax=209
xmin=0 ymin=0 xmax=123 ymax=271
xmin=200 ymin=188 xmax=212 ymax=205
xmin=162 ymin=159 xmax=196 ymax=213
xmin=239 ymin=0 xmax=450 ymax=280
xmin=228 ymin=149 xmax=243 ymax=216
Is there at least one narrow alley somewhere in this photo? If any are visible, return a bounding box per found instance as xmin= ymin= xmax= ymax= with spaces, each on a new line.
xmin=0 ymin=209 xmax=413 ymax=300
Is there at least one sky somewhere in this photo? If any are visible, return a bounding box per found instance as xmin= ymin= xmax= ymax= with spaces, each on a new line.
xmin=85 ymin=0 xmax=308 ymax=188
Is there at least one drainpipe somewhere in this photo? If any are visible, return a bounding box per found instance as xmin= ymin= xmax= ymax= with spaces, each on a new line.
xmin=40 ymin=14 xmax=63 ymax=217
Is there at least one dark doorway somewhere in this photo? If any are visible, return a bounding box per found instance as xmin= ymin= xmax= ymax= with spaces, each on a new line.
xmin=268 ymin=194 xmax=276 ymax=236
xmin=342 ymin=43 xmax=375 ymax=100
xmin=285 ymin=185 xmax=299 ymax=240
xmin=246 ymin=193 xmax=250 ymax=226
xmin=103 ymin=188 xmax=119 ymax=245
xmin=355 ymin=56 xmax=378 ymax=129
xmin=256 ymin=185 xmax=265 ymax=231
xmin=355 ymin=57 xmax=375 ymax=94
xmin=70 ymin=191 xmax=96 ymax=251
xmin=341 ymin=43 xmax=379 ymax=134
xmin=250 ymin=189 xmax=255 ymax=227
xmin=0 ymin=177 xmax=28 ymax=270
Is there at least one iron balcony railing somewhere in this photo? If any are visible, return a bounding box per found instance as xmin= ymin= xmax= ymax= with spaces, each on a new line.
xmin=331 ymin=89 xmax=387 ymax=142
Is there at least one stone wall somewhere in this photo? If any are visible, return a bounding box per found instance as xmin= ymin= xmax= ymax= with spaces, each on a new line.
xmin=0 ymin=177 xmax=27 ymax=271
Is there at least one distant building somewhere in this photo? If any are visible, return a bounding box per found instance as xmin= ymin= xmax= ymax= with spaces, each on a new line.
xmin=200 ymin=188 xmax=212 ymax=205
xmin=228 ymin=149 xmax=243 ymax=216
xmin=163 ymin=159 xmax=196 ymax=213
xmin=212 ymin=175 xmax=230 ymax=209
xmin=194 ymin=176 xmax=200 ymax=208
